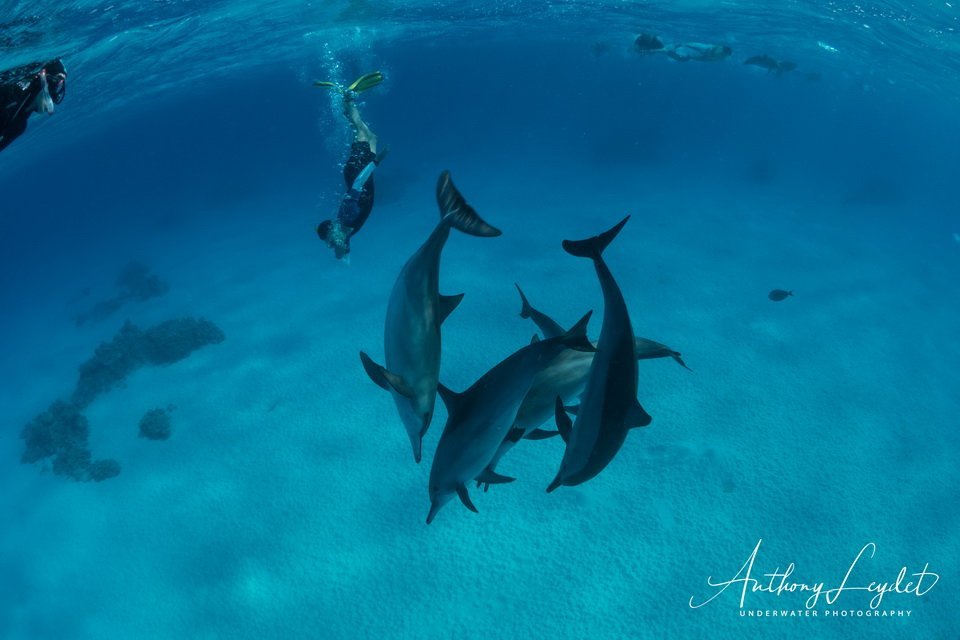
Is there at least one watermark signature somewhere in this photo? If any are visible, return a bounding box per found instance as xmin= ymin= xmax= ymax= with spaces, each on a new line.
xmin=689 ymin=539 xmax=939 ymax=611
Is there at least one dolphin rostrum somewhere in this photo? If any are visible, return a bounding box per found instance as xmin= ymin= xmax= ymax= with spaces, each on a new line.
xmin=360 ymin=171 xmax=500 ymax=463
xmin=547 ymin=216 xmax=652 ymax=492
xmin=427 ymin=314 xmax=595 ymax=524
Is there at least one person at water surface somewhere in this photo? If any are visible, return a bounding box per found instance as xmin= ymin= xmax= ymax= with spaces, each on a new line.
xmin=0 ymin=58 xmax=67 ymax=152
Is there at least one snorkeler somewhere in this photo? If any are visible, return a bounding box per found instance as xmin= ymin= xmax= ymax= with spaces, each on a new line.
xmin=0 ymin=58 xmax=67 ymax=152
xmin=634 ymin=33 xmax=732 ymax=62
xmin=313 ymin=71 xmax=387 ymax=260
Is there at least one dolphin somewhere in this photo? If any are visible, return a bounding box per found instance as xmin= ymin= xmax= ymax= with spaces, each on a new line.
xmin=426 ymin=314 xmax=595 ymax=524
xmin=479 ymin=287 xmax=688 ymax=488
xmin=744 ymin=54 xmax=796 ymax=75
xmin=547 ymin=216 xmax=652 ymax=492
xmin=360 ymin=171 xmax=500 ymax=463
xmin=515 ymin=284 xmax=690 ymax=369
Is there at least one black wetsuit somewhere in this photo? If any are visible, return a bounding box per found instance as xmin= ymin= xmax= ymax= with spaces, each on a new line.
xmin=339 ymin=140 xmax=377 ymax=235
xmin=0 ymin=59 xmax=65 ymax=152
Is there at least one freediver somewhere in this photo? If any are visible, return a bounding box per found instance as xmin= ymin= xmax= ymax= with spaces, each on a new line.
xmin=314 ymin=71 xmax=388 ymax=260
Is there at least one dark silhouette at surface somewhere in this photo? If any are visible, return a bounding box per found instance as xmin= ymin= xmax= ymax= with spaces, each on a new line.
xmin=0 ymin=58 xmax=66 ymax=152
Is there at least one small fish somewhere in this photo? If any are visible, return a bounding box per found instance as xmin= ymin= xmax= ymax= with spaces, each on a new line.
xmin=768 ymin=289 xmax=793 ymax=302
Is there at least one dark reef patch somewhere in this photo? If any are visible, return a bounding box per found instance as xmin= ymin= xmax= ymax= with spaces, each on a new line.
xmin=74 ymin=262 xmax=170 ymax=327
xmin=139 ymin=407 xmax=173 ymax=440
xmin=20 ymin=400 xmax=121 ymax=482
xmin=72 ymin=317 xmax=225 ymax=408
xmin=21 ymin=317 xmax=224 ymax=482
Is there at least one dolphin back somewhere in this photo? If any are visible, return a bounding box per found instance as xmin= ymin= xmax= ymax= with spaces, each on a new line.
xmin=436 ymin=171 xmax=502 ymax=237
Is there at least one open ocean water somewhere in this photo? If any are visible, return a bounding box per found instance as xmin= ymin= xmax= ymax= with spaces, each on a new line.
xmin=1 ymin=1 xmax=958 ymax=638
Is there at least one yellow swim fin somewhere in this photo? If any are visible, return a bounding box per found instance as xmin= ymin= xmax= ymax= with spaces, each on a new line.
xmin=346 ymin=71 xmax=383 ymax=93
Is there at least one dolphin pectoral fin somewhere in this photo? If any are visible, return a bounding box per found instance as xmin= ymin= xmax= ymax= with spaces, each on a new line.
xmin=456 ymin=484 xmax=479 ymax=513
xmin=437 ymin=293 xmax=464 ymax=325
xmin=626 ymin=400 xmax=653 ymax=428
xmin=359 ymin=351 xmax=413 ymax=398
xmin=475 ymin=469 xmax=515 ymax=486
xmin=505 ymin=427 xmax=525 ymax=444
xmin=426 ymin=500 xmax=441 ymax=525
xmin=524 ymin=428 xmax=560 ymax=440
xmin=671 ymin=352 xmax=693 ymax=371
xmin=555 ymin=397 xmax=573 ymax=444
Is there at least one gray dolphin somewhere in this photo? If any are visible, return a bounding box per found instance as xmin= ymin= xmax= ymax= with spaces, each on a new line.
xmin=427 ymin=314 xmax=595 ymax=524
xmin=479 ymin=286 xmax=688 ymax=488
xmin=360 ymin=171 xmax=500 ymax=463
xmin=516 ymin=283 xmax=690 ymax=369
xmin=547 ymin=216 xmax=652 ymax=492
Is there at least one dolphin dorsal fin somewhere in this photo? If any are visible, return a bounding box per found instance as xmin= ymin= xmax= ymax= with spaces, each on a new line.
xmin=436 ymin=382 xmax=465 ymax=417
xmin=437 ymin=293 xmax=464 ymax=325
xmin=530 ymin=334 xmax=540 ymax=345
xmin=626 ymin=400 xmax=652 ymax=428
xmin=559 ymin=311 xmax=595 ymax=352
xmin=516 ymin=283 xmax=532 ymax=319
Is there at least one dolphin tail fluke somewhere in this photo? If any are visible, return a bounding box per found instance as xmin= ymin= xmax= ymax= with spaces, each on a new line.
xmin=516 ymin=283 xmax=533 ymax=319
xmin=436 ymin=171 xmax=502 ymax=237
xmin=559 ymin=311 xmax=595 ymax=352
xmin=626 ymin=400 xmax=653 ymax=428
xmin=554 ymin=396 xmax=573 ymax=444
xmin=456 ymin=484 xmax=479 ymax=513
xmin=359 ymin=351 xmax=413 ymax=398
xmin=562 ymin=215 xmax=630 ymax=259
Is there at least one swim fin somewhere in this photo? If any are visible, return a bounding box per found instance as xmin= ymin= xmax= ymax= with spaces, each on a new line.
xmin=312 ymin=71 xmax=383 ymax=93
xmin=346 ymin=71 xmax=384 ymax=93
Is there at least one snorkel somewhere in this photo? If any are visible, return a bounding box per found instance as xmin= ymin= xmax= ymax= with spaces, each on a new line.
xmin=35 ymin=69 xmax=55 ymax=115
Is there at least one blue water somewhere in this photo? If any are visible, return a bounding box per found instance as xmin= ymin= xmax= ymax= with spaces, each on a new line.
xmin=1 ymin=2 xmax=958 ymax=638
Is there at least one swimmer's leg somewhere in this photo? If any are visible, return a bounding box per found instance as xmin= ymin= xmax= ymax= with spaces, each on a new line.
xmin=342 ymin=93 xmax=377 ymax=153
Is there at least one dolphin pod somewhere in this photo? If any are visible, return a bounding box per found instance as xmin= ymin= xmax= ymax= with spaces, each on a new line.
xmin=358 ymin=176 xmax=682 ymax=522
xmin=548 ymin=216 xmax=653 ymax=492
xmin=477 ymin=285 xmax=689 ymax=488
xmin=360 ymin=171 xmax=500 ymax=463
xmin=427 ymin=313 xmax=594 ymax=524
